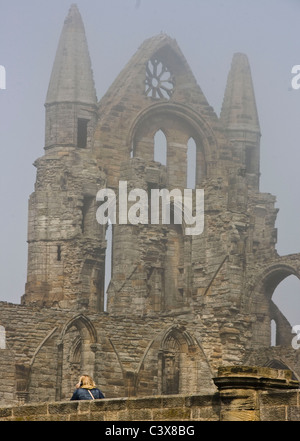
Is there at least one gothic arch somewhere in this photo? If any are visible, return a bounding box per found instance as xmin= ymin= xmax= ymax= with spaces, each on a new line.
xmin=264 ymin=359 xmax=299 ymax=381
xmin=257 ymin=263 xmax=300 ymax=299
xmin=157 ymin=325 xmax=213 ymax=395
xmin=161 ymin=325 xmax=195 ymax=351
xmin=129 ymin=103 xmax=217 ymax=155
xmin=128 ymin=102 xmax=216 ymax=186
xmin=248 ymin=257 xmax=300 ymax=348
xmin=60 ymin=314 xmax=97 ymax=344
xmin=57 ymin=315 xmax=98 ymax=400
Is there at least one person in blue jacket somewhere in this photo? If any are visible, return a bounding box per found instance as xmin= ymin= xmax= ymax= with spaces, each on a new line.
xmin=70 ymin=374 xmax=105 ymax=400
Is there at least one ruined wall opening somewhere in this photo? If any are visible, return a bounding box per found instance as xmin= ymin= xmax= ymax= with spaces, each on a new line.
xmin=272 ymin=274 xmax=300 ymax=328
xmin=57 ymin=245 xmax=62 ymax=262
xmin=104 ymin=222 xmax=113 ymax=312
xmin=163 ymin=203 xmax=185 ymax=311
xmin=0 ymin=325 xmax=5 ymax=349
xmin=81 ymin=196 xmax=93 ymax=234
xmin=245 ymin=145 xmax=256 ymax=174
xmin=77 ymin=118 xmax=88 ymax=148
xmin=251 ymin=266 xmax=300 ymax=348
xmin=185 ymin=136 xmax=206 ymax=188
xmin=187 ymin=137 xmax=196 ymax=189
xmin=154 ymin=129 xmax=167 ymax=165
xmin=79 ymin=259 xmax=104 ymax=312
xmin=270 ymin=319 xmax=277 ymax=346
xmin=131 ymin=106 xmax=209 ymax=189
xmin=164 ymin=224 xmax=184 ymax=310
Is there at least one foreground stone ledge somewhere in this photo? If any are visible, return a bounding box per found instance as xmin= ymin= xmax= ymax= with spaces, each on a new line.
xmin=0 ymin=367 xmax=299 ymax=421
xmin=214 ymin=365 xmax=299 ymax=390
xmin=213 ymin=366 xmax=300 ymax=421
xmin=0 ymin=394 xmax=217 ymax=422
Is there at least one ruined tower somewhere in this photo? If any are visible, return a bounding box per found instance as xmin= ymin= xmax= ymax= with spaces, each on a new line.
xmin=23 ymin=5 xmax=106 ymax=311
xmin=0 ymin=4 xmax=299 ymax=405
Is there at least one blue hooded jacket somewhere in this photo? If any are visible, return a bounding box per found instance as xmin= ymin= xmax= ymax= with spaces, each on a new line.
xmin=70 ymin=387 xmax=104 ymax=400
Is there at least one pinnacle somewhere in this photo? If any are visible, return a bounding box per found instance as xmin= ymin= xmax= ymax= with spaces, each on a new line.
xmin=65 ymin=4 xmax=81 ymax=22
xmin=220 ymin=52 xmax=260 ymax=133
xmin=46 ymin=4 xmax=97 ymax=105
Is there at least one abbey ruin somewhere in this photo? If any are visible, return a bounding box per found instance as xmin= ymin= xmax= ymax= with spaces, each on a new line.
xmin=0 ymin=4 xmax=299 ymax=407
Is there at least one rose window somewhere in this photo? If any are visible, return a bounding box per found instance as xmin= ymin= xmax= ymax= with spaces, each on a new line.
xmin=145 ymin=58 xmax=174 ymax=99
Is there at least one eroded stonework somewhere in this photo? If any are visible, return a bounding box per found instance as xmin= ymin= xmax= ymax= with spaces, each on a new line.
xmin=0 ymin=4 xmax=299 ymax=406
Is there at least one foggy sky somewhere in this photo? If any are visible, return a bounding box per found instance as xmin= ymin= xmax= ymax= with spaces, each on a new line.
xmin=0 ymin=0 xmax=299 ymax=324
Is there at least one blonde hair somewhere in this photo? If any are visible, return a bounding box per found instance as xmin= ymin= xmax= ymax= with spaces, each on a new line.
xmin=79 ymin=375 xmax=95 ymax=388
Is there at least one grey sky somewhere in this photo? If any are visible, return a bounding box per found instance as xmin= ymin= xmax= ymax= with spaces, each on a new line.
xmin=0 ymin=0 xmax=299 ymax=324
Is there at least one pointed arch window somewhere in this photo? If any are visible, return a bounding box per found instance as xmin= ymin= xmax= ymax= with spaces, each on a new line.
xmin=154 ymin=130 xmax=167 ymax=166
xmin=187 ymin=137 xmax=196 ymax=189
xmin=270 ymin=319 xmax=277 ymax=346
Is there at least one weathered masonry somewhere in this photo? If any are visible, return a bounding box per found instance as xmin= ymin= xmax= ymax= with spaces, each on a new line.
xmin=0 ymin=4 xmax=299 ymax=409
xmin=0 ymin=366 xmax=299 ymax=421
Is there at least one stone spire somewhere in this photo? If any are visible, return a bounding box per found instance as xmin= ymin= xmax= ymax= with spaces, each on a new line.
xmin=46 ymin=4 xmax=97 ymax=105
xmin=220 ymin=53 xmax=260 ymax=133
xmin=44 ymin=4 xmax=97 ymax=149
xmin=220 ymin=53 xmax=261 ymax=189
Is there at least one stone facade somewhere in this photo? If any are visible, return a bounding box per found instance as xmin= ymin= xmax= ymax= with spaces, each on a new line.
xmin=0 ymin=4 xmax=299 ymax=411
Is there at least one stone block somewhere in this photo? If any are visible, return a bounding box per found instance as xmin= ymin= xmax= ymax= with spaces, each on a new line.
xmin=48 ymin=401 xmax=78 ymax=415
xmin=260 ymin=405 xmax=287 ymax=421
xmin=12 ymin=403 xmax=48 ymax=418
xmin=152 ymin=407 xmax=191 ymax=420
xmin=287 ymin=406 xmax=300 ymax=421
xmin=260 ymin=390 xmax=298 ymax=407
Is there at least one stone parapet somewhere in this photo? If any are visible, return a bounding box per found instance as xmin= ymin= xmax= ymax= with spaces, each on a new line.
xmin=1 ymin=366 xmax=300 ymax=421
xmin=213 ymin=365 xmax=299 ymax=421
xmin=0 ymin=394 xmax=219 ymax=422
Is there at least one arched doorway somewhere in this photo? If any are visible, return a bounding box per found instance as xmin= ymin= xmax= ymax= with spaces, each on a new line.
xmin=58 ymin=315 xmax=97 ymax=400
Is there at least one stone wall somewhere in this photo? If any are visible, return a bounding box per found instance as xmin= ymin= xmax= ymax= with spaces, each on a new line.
xmin=0 ymin=394 xmax=219 ymax=422
xmin=0 ymin=388 xmax=299 ymax=421
xmin=0 ymin=366 xmax=299 ymax=421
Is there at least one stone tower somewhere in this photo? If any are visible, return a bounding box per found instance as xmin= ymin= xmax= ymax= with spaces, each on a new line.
xmin=23 ymin=5 xmax=106 ymax=311
xmin=0 ymin=4 xmax=299 ymax=405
